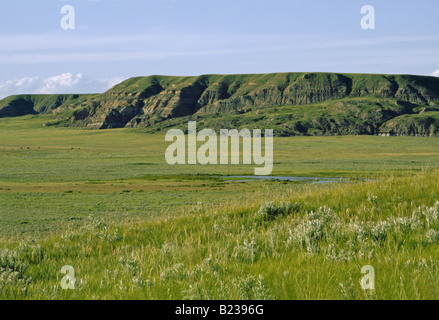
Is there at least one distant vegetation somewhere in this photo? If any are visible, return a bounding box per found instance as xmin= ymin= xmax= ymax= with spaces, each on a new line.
xmin=1 ymin=72 xmax=439 ymax=136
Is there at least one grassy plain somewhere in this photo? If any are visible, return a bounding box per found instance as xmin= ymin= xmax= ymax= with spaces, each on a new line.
xmin=0 ymin=114 xmax=439 ymax=299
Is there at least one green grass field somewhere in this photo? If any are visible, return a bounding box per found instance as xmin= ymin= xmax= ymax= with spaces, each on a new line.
xmin=1 ymin=114 xmax=439 ymax=299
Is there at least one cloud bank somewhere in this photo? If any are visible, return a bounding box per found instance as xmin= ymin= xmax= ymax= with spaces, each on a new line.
xmin=0 ymin=73 xmax=123 ymax=99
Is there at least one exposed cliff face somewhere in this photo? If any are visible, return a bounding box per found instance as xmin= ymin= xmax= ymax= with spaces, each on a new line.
xmin=1 ymin=72 xmax=439 ymax=135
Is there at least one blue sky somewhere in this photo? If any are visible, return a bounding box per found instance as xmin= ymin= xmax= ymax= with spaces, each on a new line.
xmin=0 ymin=0 xmax=438 ymax=98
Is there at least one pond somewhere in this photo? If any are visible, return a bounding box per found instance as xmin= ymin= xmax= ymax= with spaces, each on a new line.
xmin=223 ymin=176 xmax=349 ymax=183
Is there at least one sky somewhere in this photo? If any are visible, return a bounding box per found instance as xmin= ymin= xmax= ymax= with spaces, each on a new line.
xmin=0 ymin=0 xmax=438 ymax=98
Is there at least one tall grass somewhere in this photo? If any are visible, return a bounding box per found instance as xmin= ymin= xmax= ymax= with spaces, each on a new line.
xmin=1 ymin=169 xmax=438 ymax=300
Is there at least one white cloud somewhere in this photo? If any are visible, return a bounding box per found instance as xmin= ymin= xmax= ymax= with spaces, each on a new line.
xmin=39 ymin=73 xmax=83 ymax=94
xmin=0 ymin=73 xmax=124 ymax=99
xmin=432 ymin=70 xmax=439 ymax=77
xmin=15 ymin=77 xmax=39 ymax=88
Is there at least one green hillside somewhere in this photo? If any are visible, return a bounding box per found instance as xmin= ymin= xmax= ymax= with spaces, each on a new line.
xmin=1 ymin=72 xmax=439 ymax=136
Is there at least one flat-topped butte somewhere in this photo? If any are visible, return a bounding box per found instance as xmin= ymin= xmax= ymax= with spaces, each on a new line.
xmin=1 ymin=72 xmax=439 ymax=136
